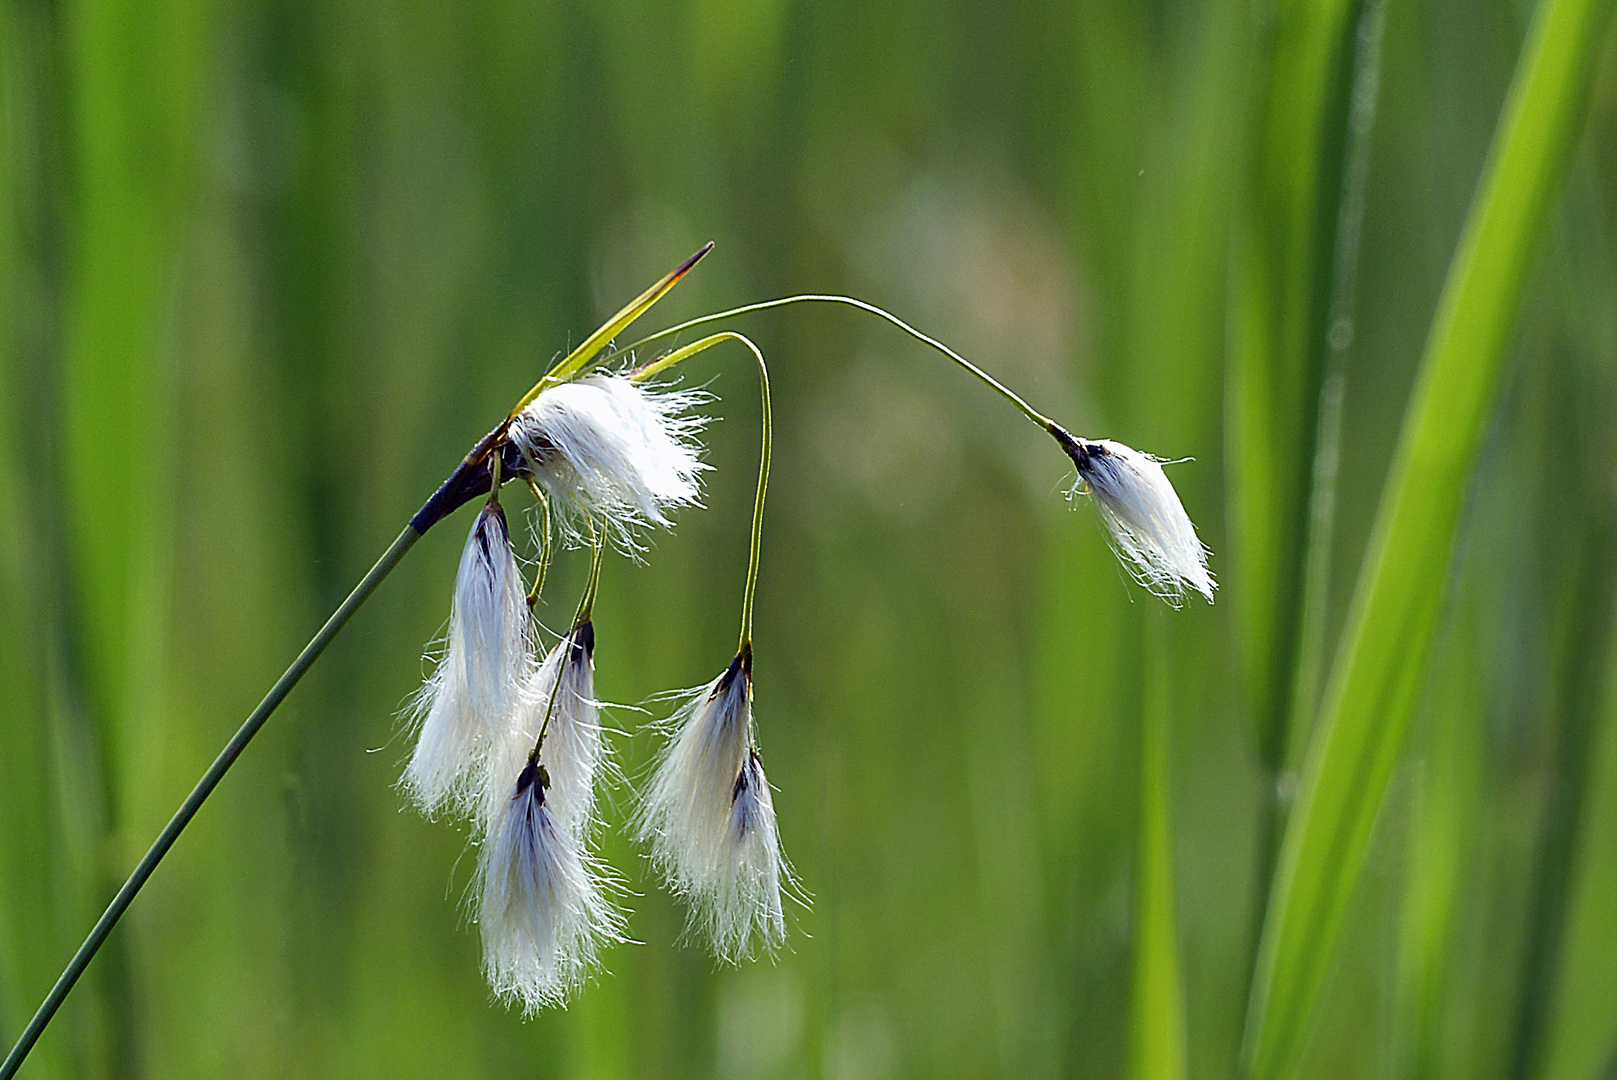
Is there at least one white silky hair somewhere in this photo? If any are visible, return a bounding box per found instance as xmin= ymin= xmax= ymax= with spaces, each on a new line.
xmin=480 ymin=621 xmax=607 ymax=842
xmin=723 ymin=749 xmax=787 ymax=956
xmin=635 ymin=659 xmax=791 ymax=961
xmin=509 ymin=374 xmax=709 ymax=550
xmin=403 ymin=502 xmax=532 ymax=817
xmin=477 ymin=760 xmax=624 ymax=1013
xmin=1074 ymin=439 xmax=1215 ymax=604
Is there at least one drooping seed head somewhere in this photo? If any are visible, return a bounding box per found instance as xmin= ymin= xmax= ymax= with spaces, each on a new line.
xmin=635 ymin=652 xmax=793 ymax=961
xmin=476 ymin=758 xmax=624 ymax=1013
xmin=403 ymin=502 xmax=532 ymax=816
xmin=1054 ymin=431 xmax=1215 ymax=604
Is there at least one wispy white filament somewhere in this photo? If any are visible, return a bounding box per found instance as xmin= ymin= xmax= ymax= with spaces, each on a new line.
xmin=481 ymin=621 xmax=607 ymax=841
xmin=509 ymin=374 xmax=708 ymax=549
xmin=1070 ymin=439 xmax=1214 ymax=603
xmin=403 ymin=503 xmax=532 ymax=816
xmin=478 ymin=759 xmax=623 ymax=1013
xmin=636 ymin=658 xmax=790 ymax=960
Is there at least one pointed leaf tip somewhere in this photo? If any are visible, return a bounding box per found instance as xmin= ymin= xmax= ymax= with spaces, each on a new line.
xmin=510 ymin=243 xmax=716 ymax=417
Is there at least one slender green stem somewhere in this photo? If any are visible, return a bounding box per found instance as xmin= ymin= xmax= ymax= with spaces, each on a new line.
xmin=627 ymin=331 xmax=771 ymax=652
xmin=0 ymin=524 xmax=422 ymax=1080
xmin=524 ymin=479 xmax=553 ymax=609
xmin=533 ymin=520 xmax=604 ymax=757
xmin=599 ymin=294 xmax=1055 ymax=431
xmin=627 ymin=332 xmax=736 ymax=383
xmin=738 ymin=339 xmax=771 ymax=652
xmin=579 ymin=517 xmax=605 ymax=624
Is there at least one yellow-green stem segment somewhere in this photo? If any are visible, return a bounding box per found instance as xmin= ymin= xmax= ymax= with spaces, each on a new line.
xmin=524 ymin=479 xmax=553 ymax=608
xmin=578 ymin=517 xmax=605 ymax=624
xmin=533 ymin=520 xmax=605 ymax=757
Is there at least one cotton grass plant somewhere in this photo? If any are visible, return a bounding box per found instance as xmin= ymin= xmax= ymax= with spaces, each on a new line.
xmin=0 ymin=243 xmax=1215 ymax=1072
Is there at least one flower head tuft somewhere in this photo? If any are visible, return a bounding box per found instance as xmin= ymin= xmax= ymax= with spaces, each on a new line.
xmin=509 ymin=374 xmax=709 ymax=551
xmin=477 ymin=757 xmax=624 ymax=1013
xmin=635 ymin=651 xmax=792 ymax=961
xmin=1057 ymin=434 xmax=1215 ymax=604
xmin=403 ymin=502 xmax=532 ymax=816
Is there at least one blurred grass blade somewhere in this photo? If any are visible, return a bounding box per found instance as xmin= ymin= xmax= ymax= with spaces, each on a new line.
xmin=1227 ymin=0 xmax=1362 ymax=786
xmin=1284 ymin=0 xmax=1388 ymax=773
xmin=1393 ymin=584 xmax=1485 ymax=1079
xmin=1518 ymin=210 xmax=1617 ymax=1080
xmin=1538 ymin=589 xmax=1617 ymax=1080
xmin=1129 ymin=618 xmax=1188 ymax=1080
xmin=1241 ymin=0 xmax=1617 ymax=1075
xmin=0 ymin=102 xmax=77 ymax=1078
xmin=51 ymin=0 xmax=208 ymax=1068
xmin=1227 ymin=0 xmax=1365 ymax=1021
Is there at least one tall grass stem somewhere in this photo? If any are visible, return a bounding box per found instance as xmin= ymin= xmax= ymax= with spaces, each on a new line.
xmin=0 ymin=524 xmax=421 ymax=1079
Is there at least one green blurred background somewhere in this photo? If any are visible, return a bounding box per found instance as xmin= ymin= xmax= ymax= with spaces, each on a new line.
xmin=4 ymin=0 xmax=1617 ymax=1076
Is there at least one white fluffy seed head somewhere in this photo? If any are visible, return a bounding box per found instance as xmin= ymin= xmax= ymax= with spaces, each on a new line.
xmin=635 ymin=655 xmax=792 ymax=961
xmin=509 ymin=374 xmax=709 ymax=551
xmin=403 ymin=502 xmax=532 ymax=817
xmin=481 ymin=621 xmax=607 ymax=842
xmin=1070 ymin=438 xmax=1215 ymax=604
xmin=477 ymin=759 xmax=624 ymax=1013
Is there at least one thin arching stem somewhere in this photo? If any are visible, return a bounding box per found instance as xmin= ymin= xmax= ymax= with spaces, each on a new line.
xmin=626 ymin=331 xmax=771 ymax=653
xmin=597 ymin=294 xmax=1056 ymax=431
xmin=738 ymin=342 xmax=770 ymax=652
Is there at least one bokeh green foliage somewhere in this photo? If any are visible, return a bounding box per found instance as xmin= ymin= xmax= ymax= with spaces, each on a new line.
xmin=1246 ymin=0 xmax=1617 ymax=1075
xmin=2 ymin=0 xmax=1617 ymax=1077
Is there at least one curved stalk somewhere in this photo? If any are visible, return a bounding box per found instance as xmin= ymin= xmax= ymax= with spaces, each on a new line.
xmin=488 ymin=438 xmax=503 ymax=502
xmin=598 ymin=294 xmax=1055 ymax=431
xmin=627 ymin=331 xmax=771 ymax=652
